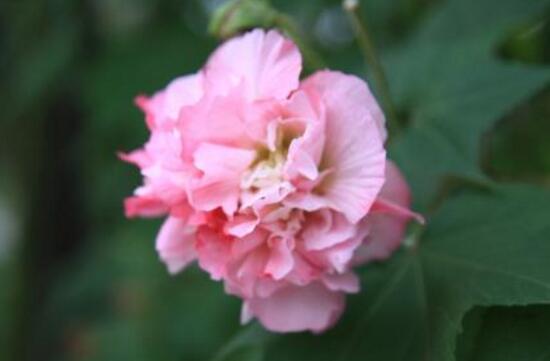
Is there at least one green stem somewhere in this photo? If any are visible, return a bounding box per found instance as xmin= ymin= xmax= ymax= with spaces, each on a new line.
xmin=343 ymin=0 xmax=400 ymax=135
xmin=403 ymin=221 xmax=426 ymax=250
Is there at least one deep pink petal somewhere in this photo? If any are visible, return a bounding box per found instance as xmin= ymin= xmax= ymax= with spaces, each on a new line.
xmin=124 ymin=196 xmax=168 ymax=218
xmin=196 ymin=227 xmax=231 ymax=280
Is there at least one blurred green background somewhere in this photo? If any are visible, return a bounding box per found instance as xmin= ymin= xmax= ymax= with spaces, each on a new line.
xmin=0 ymin=0 xmax=549 ymax=360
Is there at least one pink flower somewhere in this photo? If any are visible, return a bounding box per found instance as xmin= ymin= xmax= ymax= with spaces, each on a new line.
xmin=122 ymin=29 xmax=422 ymax=333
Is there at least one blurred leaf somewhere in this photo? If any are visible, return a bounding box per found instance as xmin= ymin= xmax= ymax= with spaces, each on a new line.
xmin=1 ymin=0 xmax=80 ymax=120
xmin=214 ymin=185 xmax=550 ymax=361
xmin=22 ymin=1 xmax=550 ymax=361
xmin=43 ymin=221 xmax=243 ymax=361
xmin=212 ymin=324 xmax=270 ymax=361
xmin=384 ymin=0 xmax=550 ymax=210
xmin=484 ymin=89 xmax=550 ymax=182
xmin=81 ymin=21 xmax=214 ymax=229
xmin=458 ymin=306 xmax=550 ymax=361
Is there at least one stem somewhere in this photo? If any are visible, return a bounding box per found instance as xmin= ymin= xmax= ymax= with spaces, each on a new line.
xmin=343 ymin=0 xmax=400 ymax=135
xmin=403 ymin=221 xmax=425 ymax=250
xmin=275 ymin=14 xmax=326 ymax=71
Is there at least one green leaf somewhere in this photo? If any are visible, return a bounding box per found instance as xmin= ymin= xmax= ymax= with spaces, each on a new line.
xmin=383 ymin=0 xmax=550 ymax=210
xmin=212 ymin=324 xmax=270 ymax=361
xmin=457 ymin=306 xmax=550 ymax=361
xmin=484 ymin=90 xmax=550 ymax=181
xmin=42 ymin=222 xmax=244 ymax=361
xmin=216 ymin=185 xmax=550 ymax=361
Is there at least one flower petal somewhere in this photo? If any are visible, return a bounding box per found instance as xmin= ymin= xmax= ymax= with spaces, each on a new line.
xmin=156 ymin=216 xmax=196 ymax=274
xmin=196 ymin=226 xmax=231 ymax=280
xmin=205 ymin=29 xmax=302 ymax=101
xmin=245 ymin=282 xmax=345 ymax=333
xmin=301 ymin=71 xmax=387 ymax=223
xmin=264 ymin=237 xmax=294 ymax=280
xmin=124 ymin=196 xmax=168 ymax=218
xmin=137 ymin=73 xmax=204 ymax=130
xmin=354 ymin=161 xmax=421 ymax=263
xmin=189 ymin=143 xmax=256 ymax=215
xmin=302 ymin=210 xmax=357 ymax=251
xmin=322 ymin=272 xmax=360 ymax=293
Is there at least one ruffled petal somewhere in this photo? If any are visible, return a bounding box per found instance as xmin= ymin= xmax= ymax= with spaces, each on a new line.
xmin=156 ymin=216 xmax=197 ymax=274
xmin=195 ymin=227 xmax=231 ymax=280
xmin=302 ymin=210 xmax=357 ymax=251
xmin=354 ymin=161 xmax=422 ymax=263
xmin=300 ymin=71 xmax=387 ymax=223
xmin=124 ymin=196 xmax=168 ymax=218
xmin=189 ymin=143 xmax=256 ymax=215
xmin=205 ymin=29 xmax=302 ymax=101
xmin=322 ymin=272 xmax=360 ymax=293
xmin=136 ymin=73 xmax=204 ymax=130
xmin=264 ymin=237 xmax=294 ymax=280
xmin=244 ymin=282 xmax=345 ymax=333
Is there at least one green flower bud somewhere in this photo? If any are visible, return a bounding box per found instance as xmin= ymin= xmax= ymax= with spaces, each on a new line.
xmin=209 ymin=0 xmax=278 ymax=39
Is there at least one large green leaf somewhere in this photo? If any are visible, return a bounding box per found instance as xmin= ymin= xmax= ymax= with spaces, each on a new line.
xmin=213 ymin=185 xmax=550 ymax=361
xmin=465 ymin=306 xmax=550 ymax=361
xmin=384 ymin=0 xmax=550 ymax=209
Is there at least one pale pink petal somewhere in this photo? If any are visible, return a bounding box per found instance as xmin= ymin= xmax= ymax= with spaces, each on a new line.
xmin=317 ymin=237 xmax=362 ymax=273
xmin=118 ymin=150 xmax=152 ymax=168
xmin=354 ymin=161 xmax=420 ymax=264
xmin=224 ymin=214 xmax=260 ymax=238
xmin=264 ymin=237 xmax=294 ymax=280
xmin=284 ymin=252 xmax=322 ymax=286
xmin=189 ymin=180 xmax=241 ymax=215
xmin=371 ymin=197 xmax=425 ymax=224
xmin=301 ymin=71 xmax=387 ymax=223
xmin=193 ymin=143 xmax=256 ymax=175
xmin=283 ymin=91 xmax=325 ymax=181
xmin=231 ymin=229 xmax=266 ymax=258
xmin=302 ymin=210 xmax=357 ymax=251
xmin=161 ymin=74 xmax=204 ymax=122
xmin=179 ymin=88 xmax=276 ymax=155
xmin=189 ymin=143 xmax=256 ymax=215
xmin=156 ymin=216 xmax=197 ymax=274
xmin=225 ymin=246 xmax=270 ymax=298
xmin=240 ymin=182 xmax=295 ymax=211
xmin=283 ymin=192 xmax=327 ymax=212
xmin=205 ymin=29 xmax=302 ymax=101
xmin=245 ymin=282 xmax=345 ymax=333
xmin=322 ymin=272 xmax=360 ymax=293
xmin=254 ymin=277 xmax=286 ymax=298
xmin=136 ymin=74 xmax=204 ymax=130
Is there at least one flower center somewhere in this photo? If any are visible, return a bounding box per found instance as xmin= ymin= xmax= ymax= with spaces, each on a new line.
xmin=241 ymin=150 xmax=285 ymax=190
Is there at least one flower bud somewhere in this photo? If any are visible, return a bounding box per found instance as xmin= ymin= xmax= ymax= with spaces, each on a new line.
xmin=209 ymin=0 xmax=278 ymax=39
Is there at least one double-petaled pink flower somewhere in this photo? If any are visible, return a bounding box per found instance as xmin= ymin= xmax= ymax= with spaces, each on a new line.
xmin=121 ymin=29 xmax=421 ymax=333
